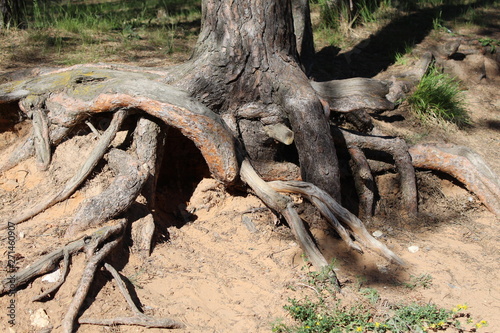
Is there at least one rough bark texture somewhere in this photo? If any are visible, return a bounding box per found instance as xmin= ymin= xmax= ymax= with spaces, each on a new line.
xmin=165 ymin=0 xmax=342 ymax=200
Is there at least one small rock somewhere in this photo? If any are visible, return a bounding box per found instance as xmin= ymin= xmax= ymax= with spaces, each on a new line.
xmin=408 ymin=245 xmax=419 ymax=253
xmin=19 ymin=231 xmax=25 ymax=239
xmin=42 ymin=269 xmax=61 ymax=283
xmin=372 ymin=230 xmax=383 ymax=238
xmin=377 ymin=264 xmax=389 ymax=273
xmin=30 ymin=308 xmax=50 ymax=328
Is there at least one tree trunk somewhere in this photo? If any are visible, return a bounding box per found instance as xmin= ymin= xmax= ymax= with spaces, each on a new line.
xmin=167 ymin=0 xmax=342 ymax=200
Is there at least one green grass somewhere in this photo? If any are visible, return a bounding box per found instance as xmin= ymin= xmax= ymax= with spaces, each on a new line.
xmin=274 ymin=267 xmax=487 ymax=333
xmin=0 ymin=0 xmax=201 ymax=66
xmin=407 ymin=66 xmax=470 ymax=128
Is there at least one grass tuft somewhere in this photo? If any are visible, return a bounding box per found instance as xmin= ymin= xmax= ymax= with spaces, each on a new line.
xmin=407 ymin=66 xmax=470 ymax=128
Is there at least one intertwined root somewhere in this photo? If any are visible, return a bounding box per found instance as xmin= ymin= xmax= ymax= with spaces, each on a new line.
xmin=2 ymin=65 xmax=499 ymax=332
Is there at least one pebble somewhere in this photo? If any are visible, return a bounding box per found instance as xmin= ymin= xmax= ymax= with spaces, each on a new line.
xmin=408 ymin=245 xmax=419 ymax=253
xmin=372 ymin=230 xmax=383 ymax=238
xmin=42 ymin=269 xmax=62 ymax=283
xmin=30 ymin=308 xmax=51 ymax=328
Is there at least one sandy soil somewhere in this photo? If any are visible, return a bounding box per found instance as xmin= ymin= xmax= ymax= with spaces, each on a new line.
xmin=0 ymin=20 xmax=499 ymax=333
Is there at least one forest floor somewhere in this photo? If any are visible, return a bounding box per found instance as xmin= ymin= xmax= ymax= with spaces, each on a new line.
xmin=0 ymin=6 xmax=499 ymax=333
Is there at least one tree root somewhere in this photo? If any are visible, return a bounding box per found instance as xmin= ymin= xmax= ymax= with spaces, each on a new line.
xmin=32 ymin=249 xmax=70 ymax=302
xmin=239 ymin=160 xmax=334 ymax=275
xmin=0 ymin=221 xmax=126 ymax=295
xmin=62 ymin=220 xmax=127 ymax=333
xmin=31 ymin=107 xmax=51 ymax=171
xmin=348 ymin=146 xmax=375 ymax=219
xmin=64 ymin=148 xmax=148 ymax=237
xmin=77 ymin=263 xmax=184 ymax=329
xmin=332 ymin=127 xmax=418 ymax=217
xmin=0 ymin=124 xmax=70 ymax=173
xmin=409 ymin=144 xmax=500 ymax=216
xmin=2 ymin=109 xmax=127 ymax=229
xmin=268 ymin=180 xmax=405 ymax=265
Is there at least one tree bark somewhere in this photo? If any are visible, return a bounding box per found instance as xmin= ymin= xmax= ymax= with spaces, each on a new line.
xmin=166 ymin=0 xmax=342 ymax=200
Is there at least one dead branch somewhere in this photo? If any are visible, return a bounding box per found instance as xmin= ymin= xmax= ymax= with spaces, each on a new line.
xmin=78 ymin=316 xmax=184 ymax=329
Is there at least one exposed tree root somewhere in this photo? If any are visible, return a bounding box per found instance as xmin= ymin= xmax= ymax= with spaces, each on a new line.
xmin=62 ymin=220 xmax=127 ymax=333
xmin=65 ymin=148 xmax=148 ymax=237
xmin=32 ymin=249 xmax=70 ymax=302
xmin=348 ymin=146 xmax=375 ymax=219
xmin=77 ymin=263 xmax=184 ymax=329
xmin=31 ymin=107 xmax=51 ymax=170
xmin=133 ymin=116 xmax=167 ymax=213
xmin=239 ymin=159 xmax=334 ymax=275
xmin=409 ymin=144 xmax=500 ymax=216
xmin=2 ymin=109 xmax=127 ymax=229
xmin=0 ymin=124 xmax=70 ymax=173
xmin=268 ymin=180 xmax=405 ymax=265
xmin=332 ymin=127 xmax=418 ymax=217
xmin=0 ymin=221 xmax=125 ymax=295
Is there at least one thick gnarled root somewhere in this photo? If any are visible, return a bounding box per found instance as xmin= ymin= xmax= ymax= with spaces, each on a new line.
xmin=332 ymin=127 xmax=418 ymax=217
xmin=409 ymin=144 xmax=500 ymax=216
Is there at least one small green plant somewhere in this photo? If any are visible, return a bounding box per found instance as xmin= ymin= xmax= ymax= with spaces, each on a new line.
xmin=359 ymin=287 xmax=380 ymax=304
xmin=404 ymin=273 xmax=433 ymax=289
xmin=407 ymin=66 xmax=470 ymax=128
xmin=274 ymin=267 xmax=485 ymax=332
xmin=478 ymin=37 xmax=499 ymax=53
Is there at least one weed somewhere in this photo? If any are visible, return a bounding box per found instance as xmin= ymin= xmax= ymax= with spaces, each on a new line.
xmin=407 ymin=66 xmax=470 ymax=128
xmin=478 ymin=37 xmax=499 ymax=53
xmin=359 ymin=287 xmax=380 ymax=304
xmin=404 ymin=273 xmax=433 ymax=289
